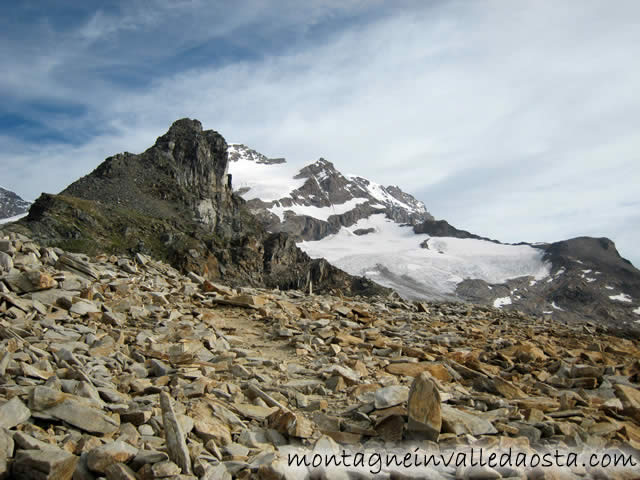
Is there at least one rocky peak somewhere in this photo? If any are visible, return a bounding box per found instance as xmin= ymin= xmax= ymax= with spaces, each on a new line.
xmin=153 ymin=117 xmax=229 ymax=200
xmin=7 ymin=119 xmax=382 ymax=298
xmin=0 ymin=187 xmax=30 ymax=220
xmin=228 ymin=143 xmax=285 ymax=165
xmin=62 ymin=118 xmax=231 ymax=226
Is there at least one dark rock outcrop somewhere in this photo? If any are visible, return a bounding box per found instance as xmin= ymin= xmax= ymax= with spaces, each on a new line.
xmin=414 ymin=219 xmax=498 ymax=243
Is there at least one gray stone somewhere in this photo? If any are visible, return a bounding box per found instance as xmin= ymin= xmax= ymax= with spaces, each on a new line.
xmin=87 ymin=441 xmax=138 ymax=474
xmin=12 ymin=448 xmax=78 ymax=480
xmin=0 ymin=397 xmax=31 ymax=429
xmin=441 ymin=405 xmax=498 ymax=436
xmin=30 ymin=386 xmax=119 ymax=434
xmin=0 ymin=252 xmax=12 ymax=272
xmin=374 ymin=385 xmax=409 ymax=409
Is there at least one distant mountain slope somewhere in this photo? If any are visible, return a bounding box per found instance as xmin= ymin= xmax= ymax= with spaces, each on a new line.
xmin=227 ymin=144 xmax=640 ymax=334
xmin=0 ymin=186 xmax=30 ymax=220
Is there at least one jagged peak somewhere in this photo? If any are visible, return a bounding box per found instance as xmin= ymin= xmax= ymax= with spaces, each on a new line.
xmin=167 ymin=117 xmax=203 ymax=134
xmin=228 ymin=143 xmax=286 ymax=165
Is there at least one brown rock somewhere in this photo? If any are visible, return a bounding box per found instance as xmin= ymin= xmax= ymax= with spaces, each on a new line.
xmin=407 ymin=372 xmax=442 ymax=441
xmin=268 ymin=409 xmax=314 ymax=438
xmin=104 ymin=463 xmax=138 ymax=480
xmin=615 ymin=384 xmax=640 ymax=409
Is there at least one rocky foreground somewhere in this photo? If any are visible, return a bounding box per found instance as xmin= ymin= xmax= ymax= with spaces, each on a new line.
xmin=1 ymin=230 xmax=640 ymax=480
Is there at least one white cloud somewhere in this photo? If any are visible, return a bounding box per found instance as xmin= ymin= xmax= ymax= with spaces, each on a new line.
xmin=1 ymin=0 xmax=639 ymax=265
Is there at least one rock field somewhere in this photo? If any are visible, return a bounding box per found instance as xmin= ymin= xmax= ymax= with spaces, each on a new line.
xmin=1 ymin=229 xmax=639 ymax=479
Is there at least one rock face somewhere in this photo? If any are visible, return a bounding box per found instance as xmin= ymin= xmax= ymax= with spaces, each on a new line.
xmin=6 ymin=119 xmax=386 ymax=298
xmin=0 ymin=187 xmax=30 ymax=221
xmin=0 ymin=230 xmax=639 ymax=479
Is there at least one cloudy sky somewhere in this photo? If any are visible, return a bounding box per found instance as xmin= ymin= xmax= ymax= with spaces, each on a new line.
xmin=1 ymin=1 xmax=639 ymax=266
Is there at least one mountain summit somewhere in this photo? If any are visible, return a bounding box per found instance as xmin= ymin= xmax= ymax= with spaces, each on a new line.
xmin=227 ymin=143 xmax=640 ymax=334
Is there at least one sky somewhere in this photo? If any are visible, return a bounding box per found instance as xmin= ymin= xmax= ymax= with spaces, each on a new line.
xmin=1 ymin=0 xmax=639 ymax=266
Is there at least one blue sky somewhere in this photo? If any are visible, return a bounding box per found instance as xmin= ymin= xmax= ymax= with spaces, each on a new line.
xmin=1 ymin=1 xmax=639 ymax=266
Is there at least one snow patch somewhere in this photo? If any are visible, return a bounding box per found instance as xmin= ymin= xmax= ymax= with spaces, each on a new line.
xmin=493 ymin=297 xmax=512 ymax=308
xmin=0 ymin=213 xmax=27 ymax=224
xmin=634 ymin=307 xmax=640 ymax=315
xmin=609 ymin=293 xmax=632 ymax=303
xmin=551 ymin=302 xmax=564 ymax=311
xmin=227 ymin=145 xmax=305 ymax=201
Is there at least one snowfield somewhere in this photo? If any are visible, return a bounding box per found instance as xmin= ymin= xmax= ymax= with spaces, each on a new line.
xmin=609 ymin=293 xmax=633 ymax=303
xmin=0 ymin=213 xmax=27 ymax=224
xmin=493 ymin=297 xmax=512 ymax=308
xmin=299 ymin=214 xmax=551 ymax=299
xmin=227 ymin=145 xmax=305 ymax=201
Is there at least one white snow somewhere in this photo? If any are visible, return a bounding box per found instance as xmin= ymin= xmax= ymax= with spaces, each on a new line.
xmin=634 ymin=307 xmax=640 ymax=315
xmin=551 ymin=302 xmax=564 ymax=311
xmin=298 ymin=214 xmax=551 ymax=299
xmin=227 ymin=145 xmax=305 ymax=201
xmin=493 ymin=297 xmax=512 ymax=308
xmin=0 ymin=213 xmax=27 ymax=224
xmin=529 ymin=279 xmax=537 ymax=286
xmin=609 ymin=293 xmax=633 ymax=303
xmin=586 ymin=278 xmax=596 ymax=283
xmin=268 ymin=198 xmax=368 ymax=222
xmin=605 ymin=285 xmax=614 ymax=290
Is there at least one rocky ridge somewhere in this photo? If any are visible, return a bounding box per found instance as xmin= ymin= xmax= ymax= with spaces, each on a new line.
xmin=1 ymin=229 xmax=640 ymax=479
xmin=0 ymin=187 xmax=30 ymax=221
xmin=3 ymin=119 xmax=384 ymax=298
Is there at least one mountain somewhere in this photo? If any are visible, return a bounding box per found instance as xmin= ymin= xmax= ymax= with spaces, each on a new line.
xmin=0 ymin=186 xmax=30 ymax=221
xmin=228 ymin=144 xmax=640 ymax=334
xmin=4 ymin=119 xmax=386 ymax=297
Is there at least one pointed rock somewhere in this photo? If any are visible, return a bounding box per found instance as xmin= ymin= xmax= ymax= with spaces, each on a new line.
xmin=159 ymin=391 xmax=192 ymax=474
xmin=407 ymin=372 xmax=442 ymax=441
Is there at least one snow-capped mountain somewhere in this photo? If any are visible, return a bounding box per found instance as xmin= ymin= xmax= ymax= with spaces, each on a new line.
xmin=228 ymin=143 xmax=432 ymax=241
xmin=0 ymin=186 xmax=30 ymax=223
xmin=228 ymin=144 xmax=640 ymax=334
